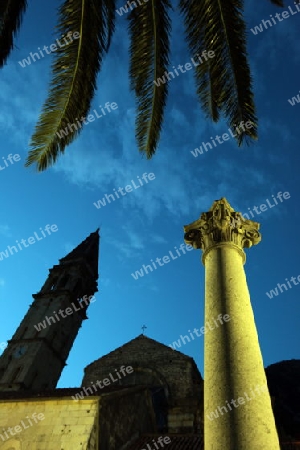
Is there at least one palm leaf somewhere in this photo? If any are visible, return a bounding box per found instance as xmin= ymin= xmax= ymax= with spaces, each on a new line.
xmin=180 ymin=0 xmax=257 ymax=145
xmin=128 ymin=0 xmax=172 ymax=158
xmin=270 ymin=0 xmax=284 ymax=6
xmin=179 ymin=0 xmax=220 ymax=122
xmin=25 ymin=0 xmax=116 ymax=171
xmin=0 ymin=0 xmax=27 ymax=68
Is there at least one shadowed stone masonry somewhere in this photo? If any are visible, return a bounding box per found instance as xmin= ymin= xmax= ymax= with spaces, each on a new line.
xmin=83 ymin=334 xmax=203 ymax=436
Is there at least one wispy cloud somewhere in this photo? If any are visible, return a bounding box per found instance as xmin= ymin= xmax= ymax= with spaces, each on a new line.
xmin=0 ymin=225 xmax=12 ymax=238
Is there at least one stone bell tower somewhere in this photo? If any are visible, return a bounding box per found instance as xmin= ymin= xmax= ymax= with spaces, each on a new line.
xmin=0 ymin=229 xmax=99 ymax=392
xmin=184 ymin=198 xmax=280 ymax=450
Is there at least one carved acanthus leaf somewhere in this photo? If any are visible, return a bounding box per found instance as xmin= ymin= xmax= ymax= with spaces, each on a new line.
xmin=184 ymin=198 xmax=261 ymax=251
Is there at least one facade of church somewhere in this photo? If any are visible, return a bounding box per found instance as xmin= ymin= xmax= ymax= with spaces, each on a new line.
xmin=0 ymin=230 xmax=298 ymax=449
xmin=0 ymin=230 xmax=204 ymax=449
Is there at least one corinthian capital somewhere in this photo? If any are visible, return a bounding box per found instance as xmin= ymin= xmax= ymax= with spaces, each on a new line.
xmin=183 ymin=198 xmax=261 ymax=253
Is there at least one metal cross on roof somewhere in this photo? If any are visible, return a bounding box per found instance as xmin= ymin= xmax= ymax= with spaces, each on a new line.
xmin=141 ymin=325 xmax=147 ymax=334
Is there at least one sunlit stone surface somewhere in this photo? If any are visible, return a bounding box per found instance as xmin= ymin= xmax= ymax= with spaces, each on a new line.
xmin=184 ymin=198 xmax=280 ymax=450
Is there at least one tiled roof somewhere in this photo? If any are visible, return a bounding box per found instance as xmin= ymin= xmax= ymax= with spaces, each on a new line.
xmin=126 ymin=434 xmax=203 ymax=450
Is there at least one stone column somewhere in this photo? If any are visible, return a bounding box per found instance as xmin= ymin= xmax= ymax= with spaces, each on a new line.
xmin=184 ymin=198 xmax=280 ymax=450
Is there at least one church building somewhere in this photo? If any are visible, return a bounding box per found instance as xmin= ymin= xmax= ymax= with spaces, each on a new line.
xmin=0 ymin=229 xmax=298 ymax=449
xmin=0 ymin=230 xmax=204 ymax=449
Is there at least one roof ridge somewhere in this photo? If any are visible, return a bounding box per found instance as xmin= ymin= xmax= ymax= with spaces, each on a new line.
xmin=84 ymin=334 xmax=194 ymax=370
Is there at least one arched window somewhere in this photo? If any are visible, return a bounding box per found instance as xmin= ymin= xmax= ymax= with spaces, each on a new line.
xmin=150 ymin=386 xmax=168 ymax=432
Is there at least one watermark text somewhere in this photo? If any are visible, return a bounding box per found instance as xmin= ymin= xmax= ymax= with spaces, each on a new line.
xmin=191 ymin=121 xmax=254 ymax=157
xmin=72 ymin=366 xmax=134 ymax=401
xmin=33 ymin=295 xmax=96 ymax=331
xmin=93 ymin=172 xmax=155 ymax=210
xmin=131 ymin=242 xmax=193 ymax=280
xmin=56 ymin=102 xmax=118 ymax=139
xmin=0 ymin=153 xmax=21 ymax=172
xmin=169 ymin=314 xmax=231 ymax=350
xmin=0 ymin=224 xmax=58 ymax=262
xmin=0 ymin=412 xmax=45 ymax=442
xmin=207 ymin=384 xmax=268 ymax=421
xmin=250 ymin=3 xmax=300 ymax=36
xmin=18 ymin=31 xmax=80 ymax=68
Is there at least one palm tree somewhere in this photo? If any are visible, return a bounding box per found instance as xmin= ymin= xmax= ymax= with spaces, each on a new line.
xmin=0 ymin=0 xmax=285 ymax=171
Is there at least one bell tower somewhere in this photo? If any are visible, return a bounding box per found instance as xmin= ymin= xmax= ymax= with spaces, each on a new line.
xmin=0 ymin=229 xmax=100 ymax=392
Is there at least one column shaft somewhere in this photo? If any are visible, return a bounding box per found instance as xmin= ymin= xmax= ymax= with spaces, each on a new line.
xmin=204 ymin=244 xmax=280 ymax=449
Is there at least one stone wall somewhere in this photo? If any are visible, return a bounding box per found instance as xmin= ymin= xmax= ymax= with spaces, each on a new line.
xmin=82 ymin=336 xmax=203 ymax=405
xmin=98 ymin=386 xmax=157 ymax=450
xmin=82 ymin=335 xmax=203 ymax=436
xmin=0 ymin=396 xmax=99 ymax=449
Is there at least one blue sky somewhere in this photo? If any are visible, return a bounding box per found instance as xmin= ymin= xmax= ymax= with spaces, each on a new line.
xmin=0 ymin=1 xmax=299 ymax=388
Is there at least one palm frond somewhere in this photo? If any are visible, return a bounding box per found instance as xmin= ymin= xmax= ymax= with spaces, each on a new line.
xmin=180 ymin=0 xmax=257 ymax=145
xmin=0 ymin=0 xmax=27 ymax=68
xmin=202 ymin=63 xmax=220 ymax=122
xmin=102 ymin=0 xmax=115 ymax=51
xmin=269 ymin=0 xmax=284 ymax=6
xmin=179 ymin=0 xmax=220 ymax=122
xmin=25 ymin=0 xmax=116 ymax=171
xmin=128 ymin=0 xmax=172 ymax=158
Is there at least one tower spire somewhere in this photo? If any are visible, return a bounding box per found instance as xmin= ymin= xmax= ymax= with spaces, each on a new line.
xmin=0 ymin=230 xmax=100 ymax=392
xmin=60 ymin=228 xmax=100 ymax=277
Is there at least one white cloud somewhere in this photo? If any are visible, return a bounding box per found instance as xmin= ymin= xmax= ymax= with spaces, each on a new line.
xmin=0 ymin=225 xmax=12 ymax=238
